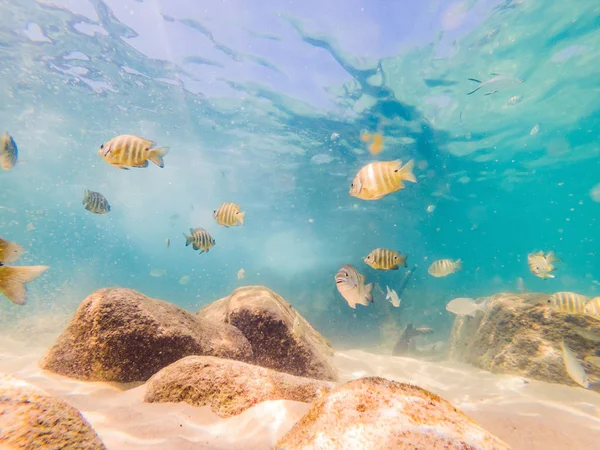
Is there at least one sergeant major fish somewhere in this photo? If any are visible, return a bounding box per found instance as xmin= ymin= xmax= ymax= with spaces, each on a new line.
xmin=183 ymin=228 xmax=215 ymax=254
xmin=98 ymin=134 xmax=169 ymax=170
xmin=364 ymin=248 xmax=408 ymax=271
xmin=83 ymin=189 xmax=111 ymax=214
xmin=349 ymin=159 xmax=417 ymax=201
xmin=1 ymin=132 xmax=18 ymax=170
xmin=428 ymin=258 xmax=463 ymax=278
xmin=584 ymin=297 xmax=600 ymax=319
xmin=334 ymin=264 xmax=373 ymax=309
xmin=546 ymin=292 xmax=589 ymax=314
xmin=213 ymin=202 xmax=245 ymax=227
xmin=528 ymin=251 xmax=559 ymax=279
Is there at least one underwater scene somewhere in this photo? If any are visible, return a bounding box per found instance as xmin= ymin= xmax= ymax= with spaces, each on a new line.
xmin=1 ymin=0 xmax=600 ymax=448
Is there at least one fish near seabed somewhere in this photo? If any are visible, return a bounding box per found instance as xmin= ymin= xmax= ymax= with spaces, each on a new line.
xmin=0 ymin=237 xmax=24 ymax=264
xmin=528 ymin=251 xmax=560 ymax=279
xmin=560 ymin=340 xmax=590 ymax=389
xmin=98 ymin=134 xmax=169 ymax=169
xmin=364 ymin=248 xmax=408 ymax=271
xmin=349 ymin=159 xmax=417 ymax=201
xmin=83 ymin=189 xmax=111 ymax=214
xmin=428 ymin=258 xmax=463 ymax=278
xmin=237 ymin=268 xmax=246 ymax=280
xmin=446 ymin=297 xmax=488 ymax=317
xmin=546 ymin=292 xmax=589 ymax=315
xmin=386 ymin=286 xmax=401 ymax=308
xmin=334 ymin=264 xmax=373 ymax=309
xmin=183 ymin=228 xmax=215 ymax=254
xmin=0 ymin=265 xmax=49 ymax=305
xmin=1 ymin=132 xmax=18 ymax=170
xmin=213 ymin=202 xmax=245 ymax=227
xmin=584 ymin=297 xmax=600 ymax=319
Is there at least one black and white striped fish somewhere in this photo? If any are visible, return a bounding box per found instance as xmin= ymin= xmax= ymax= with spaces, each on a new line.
xmin=183 ymin=227 xmax=215 ymax=254
xmin=83 ymin=189 xmax=111 ymax=215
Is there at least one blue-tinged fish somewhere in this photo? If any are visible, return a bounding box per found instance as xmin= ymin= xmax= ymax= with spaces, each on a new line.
xmin=1 ymin=132 xmax=18 ymax=170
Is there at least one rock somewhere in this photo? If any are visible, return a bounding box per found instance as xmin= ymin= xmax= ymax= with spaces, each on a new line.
xmin=144 ymin=355 xmax=334 ymax=417
xmin=197 ymin=286 xmax=337 ymax=381
xmin=448 ymin=292 xmax=600 ymax=386
xmin=0 ymin=373 xmax=106 ymax=450
xmin=41 ymin=288 xmax=253 ymax=383
xmin=275 ymin=376 xmax=510 ymax=450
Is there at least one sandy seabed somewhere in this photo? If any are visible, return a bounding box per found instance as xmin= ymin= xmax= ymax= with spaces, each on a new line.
xmin=1 ymin=337 xmax=600 ymax=450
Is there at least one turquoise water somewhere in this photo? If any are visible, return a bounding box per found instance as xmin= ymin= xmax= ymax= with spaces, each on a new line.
xmin=1 ymin=0 xmax=599 ymax=349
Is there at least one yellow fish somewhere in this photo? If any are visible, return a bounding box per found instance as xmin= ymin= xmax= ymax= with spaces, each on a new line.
xmin=0 ymin=265 xmax=49 ymax=305
xmin=349 ymin=159 xmax=416 ymax=200
xmin=183 ymin=228 xmax=215 ymax=254
xmin=428 ymin=259 xmax=463 ymax=278
xmin=0 ymin=237 xmax=24 ymax=264
xmin=546 ymin=292 xmax=589 ymax=314
xmin=1 ymin=132 xmax=18 ymax=170
xmin=527 ymin=251 xmax=559 ymax=279
xmin=364 ymin=248 xmax=408 ymax=271
xmin=360 ymin=132 xmax=384 ymax=155
xmin=98 ymin=134 xmax=169 ymax=170
xmin=584 ymin=297 xmax=600 ymax=318
xmin=83 ymin=189 xmax=111 ymax=214
xmin=237 ymin=268 xmax=246 ymax=280
xmin=213 ymin=202 xmax=245 ymax=227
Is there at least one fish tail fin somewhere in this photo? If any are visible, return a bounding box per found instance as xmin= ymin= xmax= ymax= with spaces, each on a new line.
xmin=398 ymin=253 xmax=408 ymax=268
xmin=544 ymin=273 xmax=556 ymax=279
xmin=148 ymin=147 xmax=170 ymax=168
xmin=386 ymin=285 xmax=391 ymax=299
xmin=546 ymin=251 xmax=560 ymax=263
xmin=183 ymin=233 xmax=192 ymax=246
xmin=1 ymin=240 xmax=24 ymax=264
xmin=396 ymin=159 xmax=417 ymax=184
xmin=365 ymin=282 xmax=374 ymax=304
xmin=237 ymin=211 xmax=245 ymax=226
xmin=455 ymin=258 xmax=463 ymax=270
xmin=83 ymin=189 xmax=89 ymax=204
xmin=0 ymin=265 xmax=49 ymax=305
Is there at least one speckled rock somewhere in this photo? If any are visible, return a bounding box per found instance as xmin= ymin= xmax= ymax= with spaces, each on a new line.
xmin=197 ymin=286 xmax=337 ymax=381
xmin=0 ymin=373 xmax=106 ymax=450
xmin=144 ymin=355 xmax=334 ymax=417
xmin=41 ymin=288 xmax=253 ymax=383
xmin=275 ymin=376 xmax=510 ymax=450
xmin=448 ymin=292 xmax=600 ymax=386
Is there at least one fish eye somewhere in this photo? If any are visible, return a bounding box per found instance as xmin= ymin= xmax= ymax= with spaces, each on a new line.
xmin=394 ymin=256 xmax=398 ymax=260
xmin=100 ymin=144 xmax=104 ymax=149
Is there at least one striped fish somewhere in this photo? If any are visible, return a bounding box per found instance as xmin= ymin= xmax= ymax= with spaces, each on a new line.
xmin=83 ymin=189 xmax=111 ymax=214
xmin=213 ymin=202 xmax=245 ymax=227
xmin=546 ymin=292 xmax=589 ymax=314
xmin=98 ymin=134 xmax=169 ymax=169
xmin=364 ymin=248 xmax=408 ymax=271
xmin=583 ymin=297 xmax=600 ymax=318
xmin=0 ymin=237 xmax=23 ymax=264
xmin=1 ymin=132 xmax=18 ymax=170
xmin=183 ymin=228 xmax=215 ymax=254
xmin=527 ymin=251 xmax=559 ymax=279
xmin=349 ymin=159 xmax=417 ymax=201
xmin=428 ymin=258 xmax=463 ymax=278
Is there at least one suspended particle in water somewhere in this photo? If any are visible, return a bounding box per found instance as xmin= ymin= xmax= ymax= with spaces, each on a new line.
xmin=426 ymin=204 xmax=436 ymax=214
xmin=590 ymin=183 xmax=600 ymax=202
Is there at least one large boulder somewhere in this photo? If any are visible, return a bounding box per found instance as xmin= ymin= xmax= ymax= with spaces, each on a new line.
xmin=144 ymin=355 xmax=334 ymax=417
xmin=41 ymin=288 xmax=253 ymax=383
xmin=0 ymin=373 xmax=106 ymax=450
xmin=275 ymin=376 xmax=510 ymax=450
xmin=448 ymin=292 xmax=600 ymax=386
xmin=198 ymin=286 xmax=337 ymax=381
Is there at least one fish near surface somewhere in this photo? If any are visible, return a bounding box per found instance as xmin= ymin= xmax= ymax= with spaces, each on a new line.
xmin=183 ymin=228 xmax=215 ymax=254
xmin=527 ymin=251 xmax=559 ymax=279
xmin=560 ymin=340 xmax=589 ymax=389
xmin=98 ymin=134 xmax=169 ymax=169
xmin=428 ymin=258 xmax=463 ymax=277
xmin=213 ymin=202 xmax=245 ymax=227
xmin=546 ymin=292 xmax=589 ymax=314
xmin=0 ymin=265 xmax=49 ymax=305
xmin=83 ymin=189 xmax=111 ymax=214
xmin=0 ymin=132 xmax=18 ymax=170
xmin=334 ymin=264 xmax=373 ymax=309
xmin=0 ymin=237 xmax=24 ymax=264
xmin=364 ymin=248 xmax=408 ymax=271
xmin=466 ymin=75 xmax=523 ymax=96
xmin=349 ymin=159 xmax=416 ymax=201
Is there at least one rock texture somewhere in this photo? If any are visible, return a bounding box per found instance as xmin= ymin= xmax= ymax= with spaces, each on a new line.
xmin=0 ymin=373 xmax=106 ymax=450
xmin=275 ymin=376 xmax=510 ymax=450
xmin=144 ymin=355 xmax=334 ymax=417
xmin=198 ymin=286 xmax=337 ymax=381
xmin=41 ymin=288 xmax=253 ymax=383
xmin=448 ymin=292 xmax=600 ymax=386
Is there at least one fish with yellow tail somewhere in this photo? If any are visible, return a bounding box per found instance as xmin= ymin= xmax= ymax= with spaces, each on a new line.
xmin=98 ymin=134 xmax=169 ymax=170
xmin=0 ymin=237 xmax=24 ymax=264
xmin=364 ymin=248 xmax=408 ymax=271
xmin=183 ymin=227 xmax=215 ymax=254
xmin=546 ymin=292 xmax=589 ymax=314
xmin=527 ymin=250 xmax=559 ymax=279
xmin=0 ymin=237 xmax=48 ymax=305
xmin=335 ymin=264 xmax=373 ymax=309
xmin=213 ymin=202 xmax=245 ymax=227
xmin=428 ymin=258 xmax=463 ymax=278
xmin=349 ymin=159 xmax=417 ymax=201
xmin=1 ymin=132 xmax=18 ymax=170
xmin=584 ymin=297 xmax=600 ymax=319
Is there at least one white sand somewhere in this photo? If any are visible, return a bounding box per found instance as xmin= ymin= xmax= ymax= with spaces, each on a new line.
xmin=1 ymin=343 xmax=600 ymax=449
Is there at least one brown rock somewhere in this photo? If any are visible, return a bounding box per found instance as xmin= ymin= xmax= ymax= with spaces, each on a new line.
xmin=198 ymin=286 xmax=337 ymax=381
xmin=276 ymin=376 xmax=510 ymax=450
xmin=41 ymin=288 xmax=253 ymax=383
xmin=448 ymin=292 xmax=600 ymax=386
xmin=144 ymin=355 xmax=334 ymax=417
xmin=0 ymin=373 xmax=106 ymax=450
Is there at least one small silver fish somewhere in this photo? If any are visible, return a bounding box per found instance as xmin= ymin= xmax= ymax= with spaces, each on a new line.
xmin=166 ymin=238 xmax=170 ymax=248
xmin=446 ymin=297 xmax=488 ymax=317
xmin=386 ymin=286 xmax=401 ymax=308
xmin=335 ymin=264 xmax=373 ymax=309
xmin=467 ymin=75 xmax=523 ymax=96
xmin=560 ymin=340 xmax=589 ymax=389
